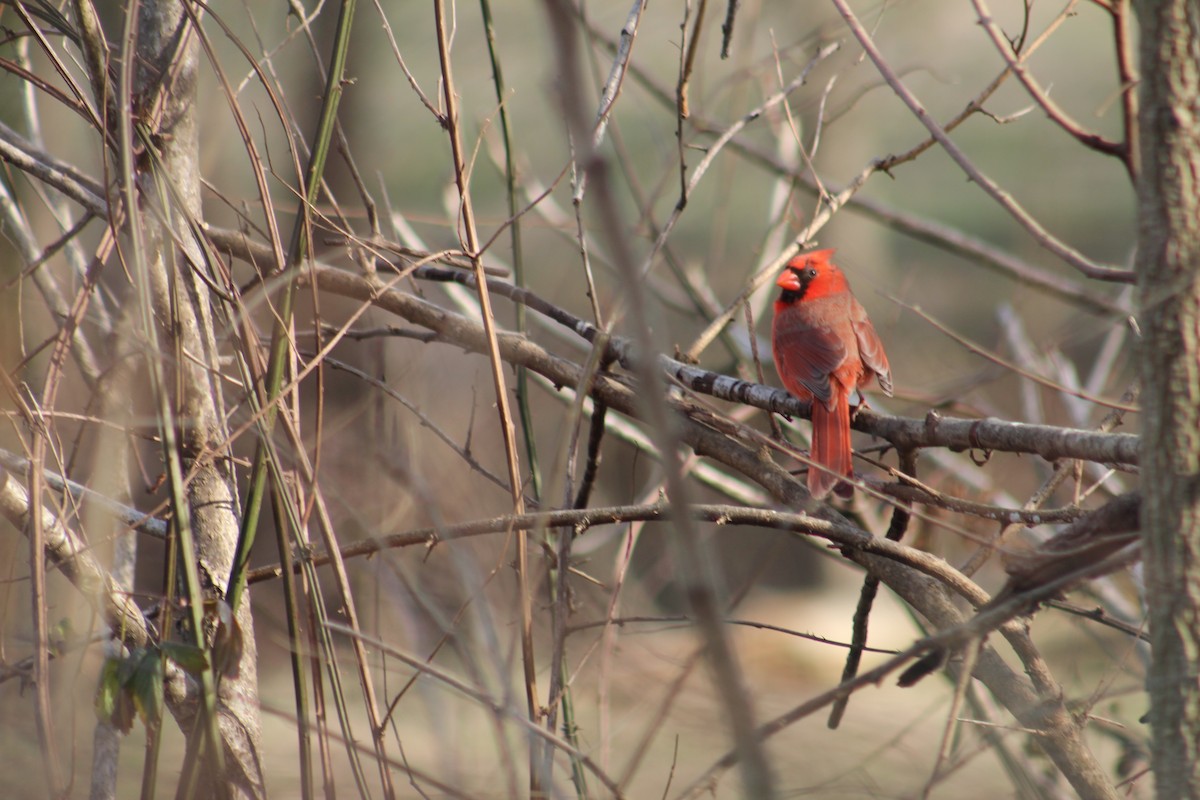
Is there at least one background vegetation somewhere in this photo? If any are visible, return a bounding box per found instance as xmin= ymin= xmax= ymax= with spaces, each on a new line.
xmin=0 ymin=1 xmax=1191 ymax=798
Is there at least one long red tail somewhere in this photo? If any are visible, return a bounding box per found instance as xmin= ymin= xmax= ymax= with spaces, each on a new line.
xmin=809 ymin=389 xmax=854 ymax=499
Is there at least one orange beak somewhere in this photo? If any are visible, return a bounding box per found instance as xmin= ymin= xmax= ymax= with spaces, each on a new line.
xmin=776 ymin=268 xmax=802 ymax=292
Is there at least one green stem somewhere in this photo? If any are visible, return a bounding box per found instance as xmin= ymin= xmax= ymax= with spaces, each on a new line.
xmin=228 ymin=0 xmax=358 ymax=615
xmin=479 ymin=0 xmax=542 ymax=498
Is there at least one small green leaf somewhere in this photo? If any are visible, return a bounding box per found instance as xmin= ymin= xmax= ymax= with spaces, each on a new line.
xmin=94 ymin=656 xmax=135 ymax=734
xmin=117 ymin=646 xmax=147 ymax=685
xmin=49 ymin=618 xmax=72 ymax=655
xmin=161 ymin=641 xmax=209 ymax=677
xmin=131 ymin=649 xmax=164 ymax=726
xmin=94 ymin=658 xmax=119 ymax=722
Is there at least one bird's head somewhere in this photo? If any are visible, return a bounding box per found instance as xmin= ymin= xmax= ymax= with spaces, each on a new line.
xmin=776 ymin=249 xmax=847 ymax=301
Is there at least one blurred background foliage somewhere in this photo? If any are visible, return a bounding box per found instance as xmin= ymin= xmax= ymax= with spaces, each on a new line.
xmin=0 ymin=0 xmax=1145 ymax=797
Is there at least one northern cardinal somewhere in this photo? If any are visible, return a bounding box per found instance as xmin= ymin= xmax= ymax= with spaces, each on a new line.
xmin=772 ymin=249 xmax=893 ymax=499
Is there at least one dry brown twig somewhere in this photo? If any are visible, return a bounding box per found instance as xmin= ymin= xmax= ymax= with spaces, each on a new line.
xmin=0 ymin=3 xmax=1149 ymax=796
xmin=829 ymin=0 xmax=1132 ymax=283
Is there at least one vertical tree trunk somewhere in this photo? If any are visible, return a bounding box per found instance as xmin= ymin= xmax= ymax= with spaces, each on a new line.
xmin=1132 ymin=2 xmax=1200 ymax=797
xmin=134 ymin=3 xmax=264 ymax=797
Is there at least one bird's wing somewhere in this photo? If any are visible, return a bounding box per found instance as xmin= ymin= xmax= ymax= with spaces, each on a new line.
xmin=773 ymin=312 xmax=849 ymax=408
xmin=852 ymin=305 xmax=892 ymax=397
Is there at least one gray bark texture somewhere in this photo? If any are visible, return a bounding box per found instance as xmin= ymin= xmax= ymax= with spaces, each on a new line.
xmin=1132 ymin=1 xmax=1200 ymax=798
xmin=135 ymin=2 xmax=264 ymax=797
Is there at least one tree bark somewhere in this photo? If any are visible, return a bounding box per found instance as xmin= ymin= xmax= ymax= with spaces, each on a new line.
xmin=134 ymin=2 xmax=264 ymax=797
xmin=1132 ymin=2 xmax=1200 ymax=797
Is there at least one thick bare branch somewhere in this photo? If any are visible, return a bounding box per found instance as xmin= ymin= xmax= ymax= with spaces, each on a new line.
xmin=0 ymin=467 xmax=154 ymax=651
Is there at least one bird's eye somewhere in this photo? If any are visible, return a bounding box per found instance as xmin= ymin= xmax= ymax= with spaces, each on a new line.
xmin=804 ymin=267 xmax=818 ymax=279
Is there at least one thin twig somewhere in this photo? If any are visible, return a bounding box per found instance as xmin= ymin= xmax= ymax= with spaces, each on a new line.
xmin=432 ymin=2 xmax=542 ymax=793
xmin=637 ymin=41 xmax=839 ymax=282
xmin=247 ymin=501 xmax=989 ymax=605
xmin=829 ymin=0 xmax=1132 ymax=283
xmin=326 ymin=622 xmax=628 ymax=799
xmin=971 ymin=0 xmax=1125 ymax=159
xmin=828 ymin=449 xmax=916 ymax=729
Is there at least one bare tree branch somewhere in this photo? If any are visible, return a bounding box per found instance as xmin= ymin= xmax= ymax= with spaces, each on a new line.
xmin=830 ymin=0 xmax=1133 ymax=283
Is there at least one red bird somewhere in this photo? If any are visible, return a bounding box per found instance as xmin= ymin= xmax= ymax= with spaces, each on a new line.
xmin=772 ymin=249 xmax=892 ymax=499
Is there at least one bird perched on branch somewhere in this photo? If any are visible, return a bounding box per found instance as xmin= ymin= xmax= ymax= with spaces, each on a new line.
xmin=772 ymin=249 xmax=893 ymax=498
